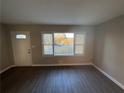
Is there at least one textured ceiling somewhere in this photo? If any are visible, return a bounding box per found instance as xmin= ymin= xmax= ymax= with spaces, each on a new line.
xmin=1 ymin=0 xmax=124 ymax=25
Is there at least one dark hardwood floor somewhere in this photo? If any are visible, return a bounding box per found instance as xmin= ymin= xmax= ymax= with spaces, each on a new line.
xmin=1 ymin=66 xmax=124 ymax=93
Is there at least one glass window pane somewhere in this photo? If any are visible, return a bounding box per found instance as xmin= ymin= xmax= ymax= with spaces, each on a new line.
xmin=75 ymin=45 xmax=84 ymax=54
xmin=44 ymin=45 xmax=53 ymax=55
xmin=43 ymin=34 xmax=53 ymax=55
xmin=54 ymin=45 xmax=74 ymax=56
xmin=43 ymin=34 xmax=53 ymax=44
xmin=54 ymin=33 xmax=74 ymax=56
xmin=16 ymin=34 xmax=26 ymax=39
xmin=75 ymin=34 xmax=85 ymax=44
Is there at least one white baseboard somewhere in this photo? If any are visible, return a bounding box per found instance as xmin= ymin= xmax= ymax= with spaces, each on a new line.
xmin=32 ymin=63 xmax=93 ymax=66
xmin=93 ymin=64 xmax=124 ymax=90
xmin=0 ymin=65 xmax=16 ymax=74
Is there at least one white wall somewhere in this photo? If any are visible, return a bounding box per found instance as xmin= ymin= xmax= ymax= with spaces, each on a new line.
xmin=0 ymin=0 xmax=2 ymax=71
xmin=8 ymin=25 xmax=96 ymax=65
xmin=94 ymin=15 xmax=124 ymax=86
xmin=0 ymin=25 xmax=14 ymax=72
xmin=0 ymin=24 xmax=1 ymax=71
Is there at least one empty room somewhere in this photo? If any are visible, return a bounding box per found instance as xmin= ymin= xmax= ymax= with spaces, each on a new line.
xmin=0 ymin=0 xmax=124 ymax=93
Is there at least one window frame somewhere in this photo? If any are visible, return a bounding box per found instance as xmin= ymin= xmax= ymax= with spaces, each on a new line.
xmin=41 ymin=32 xmax=86 ymax=57
xmin=53 ymin=32 xmax=75 ymax=56
xmin=42 ymin=32 xmax=54 ymax=56
xmin=74 ymin=33 xmax=86 ymax=56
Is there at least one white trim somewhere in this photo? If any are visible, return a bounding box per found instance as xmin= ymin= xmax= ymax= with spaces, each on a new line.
xmin=32 ymin=63 xmax=93 ymax=66
xmin=0 ymin=65 xmax=16 ymax=74
xmin=93 ymin=64 xmax=124 ymax=90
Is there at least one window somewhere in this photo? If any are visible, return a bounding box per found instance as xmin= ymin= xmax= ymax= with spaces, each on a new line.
xmin=43 ymin=34 xmax=53 ymax=55
xmin=75 ymin=34 xmax=85 ymax=55
xmin=42 ymin=33 xmax=85 ymax=56
xmin=54 ymin=33 xmax=74 ymax=56
xmin=16 ymin=34 xmax=27 ymax=39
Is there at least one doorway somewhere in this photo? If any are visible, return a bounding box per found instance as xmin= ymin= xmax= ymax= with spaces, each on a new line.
xmin=11 ymin=31 xmax=32 ymax=66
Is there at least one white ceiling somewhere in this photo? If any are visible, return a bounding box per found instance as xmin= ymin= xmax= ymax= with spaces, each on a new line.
xmin=1 ymin=0 xmax=124 ymax=25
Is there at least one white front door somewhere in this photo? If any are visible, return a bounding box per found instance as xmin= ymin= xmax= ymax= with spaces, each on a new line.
xmin=11 ymin=31 xmax=32 ymax=66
